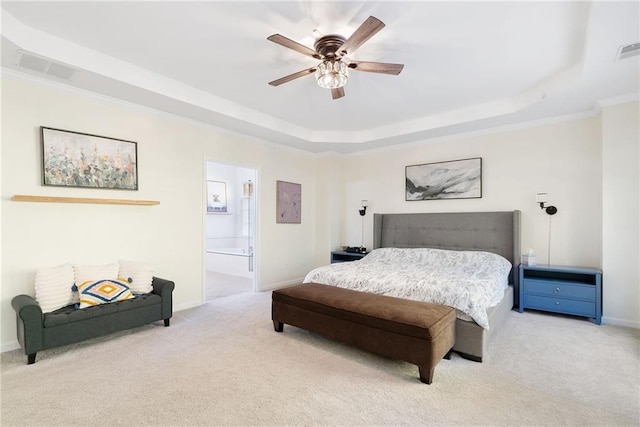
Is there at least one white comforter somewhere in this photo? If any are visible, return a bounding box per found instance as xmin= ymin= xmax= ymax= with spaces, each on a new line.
xmin=303 ymin=247 xmax=512 ymax=329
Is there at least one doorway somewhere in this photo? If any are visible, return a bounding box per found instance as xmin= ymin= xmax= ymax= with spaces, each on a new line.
xmin=205 ymin=162 xmax=257 ymax=300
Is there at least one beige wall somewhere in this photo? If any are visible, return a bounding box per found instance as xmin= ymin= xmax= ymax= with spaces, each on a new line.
xmin=2 ymin=74 xmax=637 ymax=351
xmin=340 ymin=117 xmax=603 ymax=268
xmin=313 ymin=155 xmax=346 ymax=267
xmin=601 ymin=101 xmax=640 ymax=327
xmin=1 ymin=76 xmax=319 ymax=349
xmin=338 ymin=105 xmax=639 ymax=327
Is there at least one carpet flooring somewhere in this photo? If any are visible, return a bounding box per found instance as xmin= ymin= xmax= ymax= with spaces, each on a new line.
xmin=1 ymin=291 xmax=638 ymax=426
xmin=205 ymin=271 xmax=253 ymax=300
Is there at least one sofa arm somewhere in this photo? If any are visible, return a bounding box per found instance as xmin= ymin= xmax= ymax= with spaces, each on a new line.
xmin=151 ymin=277 xmax=174 ymax=321
xmin=11 ymin=295 xmax=44 ymax=356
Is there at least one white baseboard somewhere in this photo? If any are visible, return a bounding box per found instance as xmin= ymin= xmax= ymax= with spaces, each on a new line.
xmin=602 ymin=316 xmax=640 ymax=329
xmin=259 ymin=277 xmax=304 ymax=292
xmin=1 ymin=341 xmax=21 ymax=353
xmin=173 ymin=300 xmax=205 ymax=312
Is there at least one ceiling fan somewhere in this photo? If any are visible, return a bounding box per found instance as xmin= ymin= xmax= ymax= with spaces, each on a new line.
xmin=267 ymin=16 xmax=404 ymax=100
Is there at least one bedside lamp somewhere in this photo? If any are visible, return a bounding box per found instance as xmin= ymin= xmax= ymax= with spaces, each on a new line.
xmin=359 ymin=200 xmax=368 ymax=253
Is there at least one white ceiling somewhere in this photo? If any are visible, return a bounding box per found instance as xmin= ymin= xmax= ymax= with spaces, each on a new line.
xmin=1 ymin=1 xmax=638 ymax=154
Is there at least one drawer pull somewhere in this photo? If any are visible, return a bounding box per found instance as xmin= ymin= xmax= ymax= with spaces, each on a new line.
xmin=555 ymin=301 xmax=560 ymax=305
xmin=554 ymin=287 xmax=560 ymax=293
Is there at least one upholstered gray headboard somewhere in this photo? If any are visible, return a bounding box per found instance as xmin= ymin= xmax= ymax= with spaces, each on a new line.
xmin=373 ymin=211 xmax=521 ymax=285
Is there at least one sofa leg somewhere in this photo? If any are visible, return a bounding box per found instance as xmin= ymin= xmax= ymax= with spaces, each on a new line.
xmin=164 ymin=318 xmax=170 ymax=327
xmin=444 ymin=349 xmax=452 ymax=360
xmin=27 ymin=353 xmax=36 ymax=365
xmin=418 ymin=366 xmax=434 ymax=384
xmin=273 ymin=320 xmax=284 ymax=332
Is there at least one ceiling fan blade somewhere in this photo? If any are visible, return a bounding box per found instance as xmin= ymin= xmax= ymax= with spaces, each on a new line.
xmin=268 ymin=67 xmax=317 ymax=86
xmin=348 ymin=61 xmax=404 ymax=75
xmin=267 ymin=34 xmax=321 ymax=59
xmin=331 ymin=87 xmax=345 ymax=100
xmin=336 ymin=16 xmax=385 ymax=56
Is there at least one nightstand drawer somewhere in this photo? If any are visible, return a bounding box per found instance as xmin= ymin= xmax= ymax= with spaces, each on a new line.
xmin=524 ymin=295 xmax=596 ymax=317
xmin=523 ymin=279 xmax=595 ymax=301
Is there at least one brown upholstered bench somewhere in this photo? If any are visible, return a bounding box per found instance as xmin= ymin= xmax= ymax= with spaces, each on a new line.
xmin=272 ymin=283 xmax=456 ymax=384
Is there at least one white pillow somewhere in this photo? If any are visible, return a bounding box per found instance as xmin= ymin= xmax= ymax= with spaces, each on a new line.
xmin=118 ymin=260 xmax=154 ymax=294
xmin=73 ymin=263 xmax=119 ymax=284
xmin=34 ymin=264 xmax=75 ymax=313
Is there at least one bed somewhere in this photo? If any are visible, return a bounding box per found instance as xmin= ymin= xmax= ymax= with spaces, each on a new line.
xmin=306 ymin=211 xmax=521 ymax=362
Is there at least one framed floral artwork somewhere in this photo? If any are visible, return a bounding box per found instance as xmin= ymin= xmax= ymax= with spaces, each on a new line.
xmin=41 ymin=127 xmax=138 ymax=190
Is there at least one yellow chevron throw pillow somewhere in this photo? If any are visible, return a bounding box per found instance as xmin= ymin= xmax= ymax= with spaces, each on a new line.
xmin=77 ymin=279 xmax=133 ymax=309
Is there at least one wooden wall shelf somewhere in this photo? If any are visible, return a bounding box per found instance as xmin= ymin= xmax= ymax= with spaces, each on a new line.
xmin=11 ymin=195 xmax=160 ymax=206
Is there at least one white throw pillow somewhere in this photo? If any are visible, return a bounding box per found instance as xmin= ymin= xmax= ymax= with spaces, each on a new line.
xmin=73 ymin=263 xmax=119 ymax=284
xmin=118 ymin=260 xmax=154 ymax=294
xmin=34 ymin=264 xmax=75 ymax=313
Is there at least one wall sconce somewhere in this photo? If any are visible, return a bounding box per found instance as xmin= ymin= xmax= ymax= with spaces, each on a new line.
xmin=359 ymin=200 xmax=368 ymax=253
xmin=536 ymin=193 xmax=558 ymax=215
xmin=359 ymin=200 xmax=368 ymax=216
xmin=242 ymin=180 xmax=254 ymax=197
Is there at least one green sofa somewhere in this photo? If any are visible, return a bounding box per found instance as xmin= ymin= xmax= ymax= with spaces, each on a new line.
xmin=11 ymin=276 xmax=174 ymax=364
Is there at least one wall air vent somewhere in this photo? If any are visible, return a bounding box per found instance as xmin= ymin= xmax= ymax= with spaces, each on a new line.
xmin=616 ymin=42 xmax=640 ymax=61
xmin=15 ymin=50 xmax=77 ymax=81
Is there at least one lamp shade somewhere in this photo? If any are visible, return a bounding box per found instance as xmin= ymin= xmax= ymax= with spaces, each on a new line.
xmin=315 ymin=59 xmax=349 ymax=89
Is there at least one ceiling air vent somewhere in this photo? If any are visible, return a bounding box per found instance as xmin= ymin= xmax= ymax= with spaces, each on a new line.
xmin=15 ymin=50 xmax=77 ymax=81
xmin=616 ymin=42 xmax=640 ymax=61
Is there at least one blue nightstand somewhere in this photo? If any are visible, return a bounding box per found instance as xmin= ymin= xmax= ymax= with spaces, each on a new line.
xmin=518 ymin=264 xmax=602 ymax=324
xmin=330 ymin=251 xmax=367 ymax=263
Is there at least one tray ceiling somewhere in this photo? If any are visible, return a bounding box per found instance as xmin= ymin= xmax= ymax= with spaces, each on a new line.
xmin=1 ymin=1 xmax=638 ymax=153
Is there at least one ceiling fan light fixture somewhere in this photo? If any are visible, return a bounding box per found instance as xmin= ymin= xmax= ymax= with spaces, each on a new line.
xmin=315 ymin=59 xmax=349 ymax=89
xmin=267 ymin=16 xmax=402 ymax=99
